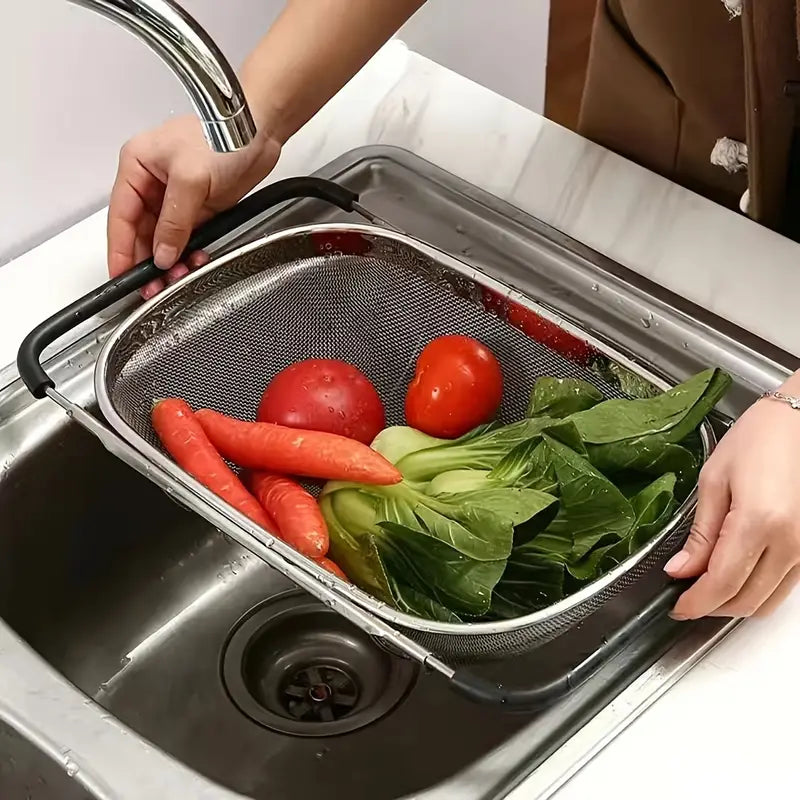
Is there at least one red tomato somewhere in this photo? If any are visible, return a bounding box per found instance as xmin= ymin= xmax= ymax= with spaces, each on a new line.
xmin=257 ymin=359 xmax=385 ymax=444
xmin=480 ymin=286 xmax=597 ymax=366
xmin=507 ymin=304 xmax=596 ymax=366
xmin=405 ymin=336 xmax=503 ymax=438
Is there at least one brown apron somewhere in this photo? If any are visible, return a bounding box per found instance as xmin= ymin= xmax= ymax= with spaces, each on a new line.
xmin=578 ymin=0 xmax=800 ymax=235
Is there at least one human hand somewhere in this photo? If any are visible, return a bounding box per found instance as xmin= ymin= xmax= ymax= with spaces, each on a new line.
xmin=666 ymin=377 xmax=800 ymax=619
xmin=107 ymin=114 xmax=282 ymax=298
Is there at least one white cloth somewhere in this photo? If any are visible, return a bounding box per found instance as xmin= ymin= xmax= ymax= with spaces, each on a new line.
xmin=721 ymin=0 xmax=743 ymax=16
xmin=710 ymin=137 xmax=749 ymax=173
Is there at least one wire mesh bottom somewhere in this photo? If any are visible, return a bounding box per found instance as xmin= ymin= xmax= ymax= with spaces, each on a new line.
xmin=99 ymin=226 xmax=704 ymax=661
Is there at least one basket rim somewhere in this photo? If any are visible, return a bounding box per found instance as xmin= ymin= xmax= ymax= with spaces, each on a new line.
xmin=94 ymin=222 xmax=717 ymax=638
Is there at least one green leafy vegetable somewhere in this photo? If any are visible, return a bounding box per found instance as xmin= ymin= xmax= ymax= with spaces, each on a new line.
xmin=449 ymin=487 xmax=557 ymax=528
xmin=564 ymin=472 xmax=678 ymax=582
xmin=489 ymin=439 xmax=557 ymax=491
xmin=437 ymin=487 xmax=560 ymax=546
xmin=542 ymin=435 xmax=635 ymax=560
xmin=571 ymin=366 xmax=729 ymax=448
xmin=489 ymin=419 xmax=585 ymax=488
xmin=378 ymin=486 xmax=514 ymax=561
xmin=322 ymin=368 xmax=731 ymax=623
xmin=490 ymin=544 xmax=566 ymax=619
xmin=370 ymin=426 xmax=445 ymax=464
xmin=566 ymin=368 xmax=727 ymax=497
xmin=373 ymin=524 xmax=505 ymax=616
xmin=527 ymin=377 xmax=603 ymax=419
xmin=427 ymin=469 xmax=496 ymax=496
xmin=322 ymin=479 xmax=559 ymax=616
xmin=386 ymin=575 xmax=463 ymax=623
xmin=321 ymin=494 xmax=392 ymax=602
xmin=396 ymin=418 xmax=562 ymax=482
xmin=590 ymin=441 xmax=697 ymax=482
xmin=629 ymin=473 xmax=678 ymax=551
xmin=425 ymin=471 xmax=561 ymax=545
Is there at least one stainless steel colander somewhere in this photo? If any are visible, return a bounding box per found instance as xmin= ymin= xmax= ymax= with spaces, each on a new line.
xmin=18 ymin=177 xmax=714 ymax=709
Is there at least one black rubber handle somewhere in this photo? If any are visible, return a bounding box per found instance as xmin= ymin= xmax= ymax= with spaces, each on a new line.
xmin=449 ymin=580 xmax=688 ymax=711
xmin=17 ymin=177 xmax=358 ymax=398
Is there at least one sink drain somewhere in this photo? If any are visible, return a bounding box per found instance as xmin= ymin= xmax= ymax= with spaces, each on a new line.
xmin=221 ymin=592 xmax=417 ymax=736
xmin=281 ymin=664 xmax=358 ymax=722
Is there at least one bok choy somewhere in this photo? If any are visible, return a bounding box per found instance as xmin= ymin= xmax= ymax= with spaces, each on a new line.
xmin=321 ymin=368 xmax=730 ymax=623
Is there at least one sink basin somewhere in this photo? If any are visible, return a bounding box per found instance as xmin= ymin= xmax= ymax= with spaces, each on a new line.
xmin=0 ymin=361 xmax=737 ymax=800
xmin=1 ymin=382 xmax=536 ymax=799
xmin=0 ymin=147 xmax=791 ymax=800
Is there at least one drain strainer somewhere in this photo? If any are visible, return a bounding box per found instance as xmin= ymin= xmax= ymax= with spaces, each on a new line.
xmin=281 ymin=664 xmax=358 ymax=722
xmin=221 ymin=592 xmax=417 ymax=736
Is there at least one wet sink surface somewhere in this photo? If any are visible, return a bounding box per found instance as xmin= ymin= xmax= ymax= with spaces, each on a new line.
xmin=1 ymin=721 xmax=92 ymax=800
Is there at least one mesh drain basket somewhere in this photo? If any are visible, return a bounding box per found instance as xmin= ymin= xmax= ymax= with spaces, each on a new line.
xmin=19 ymin=178 xmax=714 ymax=709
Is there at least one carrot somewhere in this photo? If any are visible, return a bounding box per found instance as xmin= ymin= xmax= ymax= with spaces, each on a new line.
xmin=249 ymin=472 xmax=329 ymax=559
xmin=194 ymin=409 xmax=402 ymax=486
xmin=151 ymin=399 xmax=270 ymax=529
xmin=316 ymin=557 xmax=349 ymax=582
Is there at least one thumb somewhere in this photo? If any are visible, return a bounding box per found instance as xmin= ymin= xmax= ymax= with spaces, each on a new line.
xmin=665 ymin=468 xmax=730 ymax=578
xmin=152 ymin=165 xmax=209 ymax=269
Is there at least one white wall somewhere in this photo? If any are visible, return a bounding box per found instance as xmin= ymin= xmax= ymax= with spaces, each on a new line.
xmin=1 ymin=1 xmax=549 ymax=265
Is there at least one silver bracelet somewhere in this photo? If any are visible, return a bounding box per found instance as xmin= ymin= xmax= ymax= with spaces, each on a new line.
xmin=760 ymin=391 xmax=800 ymax=410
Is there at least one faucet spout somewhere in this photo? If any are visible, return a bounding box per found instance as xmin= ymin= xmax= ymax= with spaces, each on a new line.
xmin=68 ymin=0 xmax=257 ymax=151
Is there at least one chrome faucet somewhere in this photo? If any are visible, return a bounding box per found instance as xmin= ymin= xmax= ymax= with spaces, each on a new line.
xmin=68 ymin=0 xmax=257 ymax=151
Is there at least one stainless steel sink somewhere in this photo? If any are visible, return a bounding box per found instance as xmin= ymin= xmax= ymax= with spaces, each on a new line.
xmin=0 ymin=380 xmax=533 ymax=799
xmin=1 ymin=147 xmax=795 ymax=800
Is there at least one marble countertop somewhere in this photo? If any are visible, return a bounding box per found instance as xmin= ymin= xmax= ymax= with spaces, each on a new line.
xmin=2 ymin=41 xmax=798 ymax=800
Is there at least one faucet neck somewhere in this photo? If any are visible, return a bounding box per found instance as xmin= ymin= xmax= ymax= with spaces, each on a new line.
xmin=67 ymin=0 xmax=257 ymax=151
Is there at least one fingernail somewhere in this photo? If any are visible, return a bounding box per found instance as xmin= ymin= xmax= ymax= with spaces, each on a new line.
xmin=140 ymin=278 xmax=163 ymax=300
xmin=164 ymin=263 xmax=190 ymax=285
xmin=664 ymin=551 xmax=690 ymax=574
xmin=154 ymin=244 xmax=178 ymax=269
xmin=668 ymin=611 xmax=688 ymax=621
xmin=188 ymin=251 xmax=210 ymax=269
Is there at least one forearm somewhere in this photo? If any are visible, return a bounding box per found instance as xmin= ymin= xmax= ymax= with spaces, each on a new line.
xmin=241 ymin=0 xmax=425 ymax=144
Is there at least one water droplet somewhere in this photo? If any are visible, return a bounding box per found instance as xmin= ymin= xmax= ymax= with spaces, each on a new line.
xmin=591 ymin=283 xmax=600 ymax=292
xmin=682 ymin=342 xmax=690 ymax=350
xmin=119 ymin=655 xmax=131 ymax=667
xmin=65 ymin=759 xmax=79 ymax=778
xmin=455 ymin=224 xmax=466 ymax=234
xmin=640 ymin=317 xmax=651 ymax=328
xmin=98 ymin=681 xmax=109 ymax=692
